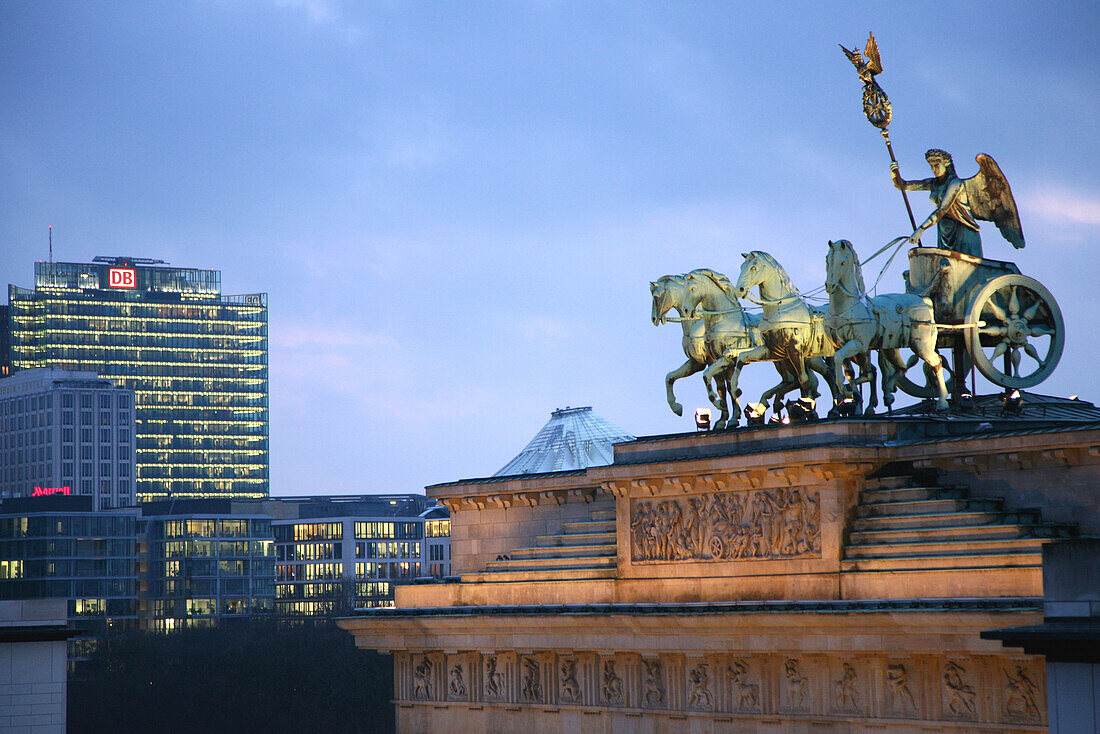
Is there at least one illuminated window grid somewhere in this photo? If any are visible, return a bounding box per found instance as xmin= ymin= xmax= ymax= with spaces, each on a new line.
xmin=7 ymin=279 xmax=268 ymax=501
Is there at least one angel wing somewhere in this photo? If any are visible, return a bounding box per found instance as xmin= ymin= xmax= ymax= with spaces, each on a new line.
xmin=963 ymin=153 xmax=1025 ymax=249
xmin=863 ymin=32 xmax=883 ymax=76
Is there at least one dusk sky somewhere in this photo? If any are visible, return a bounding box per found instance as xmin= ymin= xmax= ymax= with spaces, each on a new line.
xmin=2 ymin=2 xmax=1099 ymax=495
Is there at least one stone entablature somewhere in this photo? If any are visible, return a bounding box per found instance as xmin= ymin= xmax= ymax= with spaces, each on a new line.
xmin=343 ymin=602 xmax=1047 ymax=732
xmin=348 ymin=420 xmax=1100 ymax=732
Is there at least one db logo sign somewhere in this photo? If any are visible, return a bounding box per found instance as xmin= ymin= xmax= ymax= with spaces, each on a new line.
xmin=108 ymin=268 xmax=136 ymax=289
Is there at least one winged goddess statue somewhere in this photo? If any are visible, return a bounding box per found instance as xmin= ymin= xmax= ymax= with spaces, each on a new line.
xmin=891 ymin=149 xmax=1025 ymax=257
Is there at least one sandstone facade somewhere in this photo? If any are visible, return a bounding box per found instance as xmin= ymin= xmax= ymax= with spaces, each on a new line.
xmin=340 ymin=418 xmax=1100 ymax=733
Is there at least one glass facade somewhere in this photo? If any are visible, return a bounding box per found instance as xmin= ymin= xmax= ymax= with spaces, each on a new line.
xmin=144 ymin=509 xmax=275 ymax=632
xmin=7 ymin=258 xmax=268 ymax=501
xmin=0 ymin=500 xmax=139 ymax=646
xmin=271 ymin=496 xmax=447 ymax=615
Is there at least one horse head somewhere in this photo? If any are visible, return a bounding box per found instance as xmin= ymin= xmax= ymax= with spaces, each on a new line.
xmin=734 ymin=251 xmax=778 ymax=299
xmin=824 ymin=239 xmax=866 ymax=298
xmin=651 ymin=274 xmax=686 ymax=325
xmin=685 ymin=268 xmax=740 ymax=316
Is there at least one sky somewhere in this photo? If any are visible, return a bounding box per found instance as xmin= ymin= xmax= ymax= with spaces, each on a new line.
xmin=2 ymin=2 xmax=1099 ymax=495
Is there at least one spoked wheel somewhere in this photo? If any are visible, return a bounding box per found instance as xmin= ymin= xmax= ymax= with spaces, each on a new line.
xmin=894 ymin=346 xmax=971 ymax=399
xmin=964 ymin=274 xmax=1064 ymax=389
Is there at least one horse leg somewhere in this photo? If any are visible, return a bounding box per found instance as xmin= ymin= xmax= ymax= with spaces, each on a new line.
xmin=729 ymin=345 xmax=770 ymax=403
xmin=879 ymin=348 xmax=907 ymax=410
xmin=806 ymin=356 xmax=839 ymax=407
xmin=667 ymin=359 xmax=704 ymax=417
xmin=761 ymin=364 xmax=798 ymax=410
xmin=856 ymin=353 xmax=879 ymax=415
xmin=831 ymin=341 xmax=866 ymax=400
xmin=702 ymin=356 xmax=732 ymax=412
xmin=911 ymin=334 xmax=950 ymax=411
xmin=721 ymin=367 xmax=743 ymax=428
xmin=711 ymin=378 xmax=729 ymax=430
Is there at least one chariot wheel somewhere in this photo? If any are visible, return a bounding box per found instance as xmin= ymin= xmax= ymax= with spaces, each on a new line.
xmin=963 ymin=274 xmax=1064 ymax=389
xmin=894 ymin=346 xmax=971 ymax=399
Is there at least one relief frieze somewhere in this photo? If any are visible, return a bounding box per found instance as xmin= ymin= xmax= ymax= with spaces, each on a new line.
xmin=631 ymin=488 xmax=820 ymax=562
xmin=400 ymin=651 xmax=1045 ymax=729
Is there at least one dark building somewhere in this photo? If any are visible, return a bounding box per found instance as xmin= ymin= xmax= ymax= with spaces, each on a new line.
xmin=0 ymin=368 xmax=136 ymax=509
xmin=6 ymin=256 xmax=268 ymax=502
xmin=0 ymin=495 xmax=139 ymax=666
xmin=0 ymin=493 xmax=449 ymax=643
xmin=0 ymin=305 xmax=10 ymax=378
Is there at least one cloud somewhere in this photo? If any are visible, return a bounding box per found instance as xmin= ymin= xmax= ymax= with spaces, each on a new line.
xmin=274 ymin=0 xmax=362 ymax=44
xmin=1029 ymin=186 xmax=1100 ymax=227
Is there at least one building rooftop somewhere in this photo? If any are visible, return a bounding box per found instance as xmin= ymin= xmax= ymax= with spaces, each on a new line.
xmin=493 ymin=406 xmax=635 ymax=478
xmin=890 ymin=391 xmax=1100 ymax=423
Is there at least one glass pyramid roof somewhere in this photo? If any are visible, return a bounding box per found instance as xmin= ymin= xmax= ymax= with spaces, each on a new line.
xmin=493 ymin=406 xmax=635 ymax=477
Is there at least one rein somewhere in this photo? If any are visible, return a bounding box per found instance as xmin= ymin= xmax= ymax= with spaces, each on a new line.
xmin=741 ymin=290 xmax=805 ymax=308
xmin=827 ymin=236 xmax=909 ymax=303
xmin=862 ymin=236 xmax=909 ymax=293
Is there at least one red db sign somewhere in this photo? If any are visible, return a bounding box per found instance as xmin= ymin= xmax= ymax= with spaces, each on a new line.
xmin=108 ymin=268 xmax=136 ymax=289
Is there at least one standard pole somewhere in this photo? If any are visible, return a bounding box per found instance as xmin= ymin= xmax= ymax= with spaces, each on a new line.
xmin=881 ymin=129 xmax=920 ymax=241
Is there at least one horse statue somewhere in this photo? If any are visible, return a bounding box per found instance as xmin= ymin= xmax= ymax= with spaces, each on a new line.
xmin=651 ymin=272 xmax=740 ymax=429
xmin=824 ymin=239 xmax=949 ymax=411
xmin=728 ymin=251 xmax=840 ymax=408
xmin=682 ymin=269 xmax=826 ymax=422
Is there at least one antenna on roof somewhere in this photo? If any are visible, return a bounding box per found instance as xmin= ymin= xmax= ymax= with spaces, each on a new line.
xmin=48 ymin=226 xmax=53 ymax=264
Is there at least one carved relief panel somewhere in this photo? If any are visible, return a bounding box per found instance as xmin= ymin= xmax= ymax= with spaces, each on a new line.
xmin=641 ymin=657 xmax=665 ymax=709
xmin=726 ymin=658 xmax=762 ymax=713
xmin=600 ymin=657 xmax=626 ymax=707
xmin=941 ymin=659 xmax=978 ymax=722
xmin=557 ymin=656 xmax=583 ymax=705
xmin=446 ymin=654 xmax=472 ymax=702
xmin=686 ymin=660 xmax=714 ymax=711
xmin=631 ymin=488 xmax=820 ymax=563
xmin=780 ymin=656 xmax=812 ymax=713
xmin=830 ymin=660 xmax=864 ymax=715
xmin=410 ymin=653 xmax=443 ymax=702
xmin=483 ymin=653 xmax=510 ymax=703
xmin=521 ymin=656 xmax=542 ymax=702
xmin=1000 ymin=661 xmax=1043 ymax=725
xmin=883 ymin=660 xmax=919 ymax=718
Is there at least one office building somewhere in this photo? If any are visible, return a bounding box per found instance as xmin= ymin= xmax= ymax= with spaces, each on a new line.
xmin=271 ymin=494 xmax=448 ymax=616
xmin=0 ymin=494 xmax=140 ymax=667
xmin=0 ymin=492 xmax=448 ymax=639
xmin=0 ymin=368 xmax=136 ymax=510
xmin=6 ymin=256 xmax=268 ymax=502
xmin=141 ymin=499 xmax=276 ymax=632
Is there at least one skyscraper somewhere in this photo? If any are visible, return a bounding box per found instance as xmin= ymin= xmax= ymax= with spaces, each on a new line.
xmin=6 ymin=256 xmax=268 ymax=501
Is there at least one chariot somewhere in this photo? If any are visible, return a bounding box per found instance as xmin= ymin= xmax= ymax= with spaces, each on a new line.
xmin=895 ymin=246 xmax=1064 ymax=398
